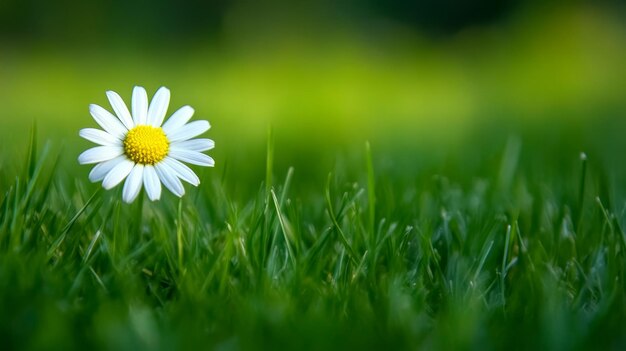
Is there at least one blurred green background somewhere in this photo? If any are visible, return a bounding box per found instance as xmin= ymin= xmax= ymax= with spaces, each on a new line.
xmin=1 ymin=0 xmax=626 ymax=183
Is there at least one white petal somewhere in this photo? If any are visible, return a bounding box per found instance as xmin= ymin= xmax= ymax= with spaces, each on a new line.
xmin=143 ymin=165 xmax=162 ymax=201
xmin=88 ymin=156 xmax=126 ymax=182
xmin=155 ymin=162 xmax=185 ymax=197
xmin=163 ymin=157 xmax=200 ymax=186
xmin=89 ymin=104 xmax=127 ymax=139
xmin=170 ymin=138 xmax=214 ymax=152
xmin=78 ymin=146 xmax=123 ymax=165
xmin=122 ymin=164 xmax=144 ymax=203
xmin=106 ymin=90 xmax=134 ymax=129
xmin=161 ymin=106 xmax=194 ymax=135
xmin=102 ymin=159 xmax=134 ymax=190
xmin=169 ymin=149 xmax=214 ymax=167
xmin=166 ymin=120 xmax=210 ymax=143
xmin=79 ymin=128 xmax=121 ymax=146
xmin=132 ymin=86 xmax=148 ymax=125
xmin=147 ymin=87 xmax=170 ymax=127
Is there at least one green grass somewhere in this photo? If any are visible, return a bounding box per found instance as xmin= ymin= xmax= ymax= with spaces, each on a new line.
xmin=2 ymin=120 xmax=626 ymax=351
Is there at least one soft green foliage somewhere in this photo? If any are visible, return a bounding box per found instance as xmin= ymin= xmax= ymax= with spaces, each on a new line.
xmin=2 ymin=121 xmax=626 ymax=351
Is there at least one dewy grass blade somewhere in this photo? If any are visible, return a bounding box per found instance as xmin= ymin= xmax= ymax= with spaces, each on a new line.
xmin=597 ymin=197 xmax=614 ymax=236
xmin=351 ymin=250 xmax=369 ymax=283
xmin=473 ymin=239 xmax=494 ymax=283
xmin=271 ymin=188 xmax=296 ymax=267
xmin=325 ymin=173 xmax=358 ymax=265
xmin=279 ymin=167 xmax=294 ymax=208
xmin=89 ymin=266 xmax=109 ymax=294
xmin=82 ymin=229 xmax=103 ymax=264
xmin=501 ymin=224 xmax=512 ymax=308
xmin=47 ymin=188 xmax=102 ymax=259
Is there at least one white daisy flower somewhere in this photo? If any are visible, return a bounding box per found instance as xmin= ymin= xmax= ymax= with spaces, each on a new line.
xmin=78 ymin=86 xmax=214 ymax=203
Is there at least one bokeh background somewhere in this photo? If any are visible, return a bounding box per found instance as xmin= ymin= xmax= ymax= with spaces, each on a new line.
xmin=1 ymin=0 xmax=626 ymax=188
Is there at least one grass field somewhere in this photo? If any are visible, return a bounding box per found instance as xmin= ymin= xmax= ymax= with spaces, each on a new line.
xmin=2 ymin=115 xmax=626 ymax=350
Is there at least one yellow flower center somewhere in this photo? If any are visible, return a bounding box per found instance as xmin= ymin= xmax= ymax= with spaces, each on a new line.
xmin=123 ymin=125 xmax=169 ymax=165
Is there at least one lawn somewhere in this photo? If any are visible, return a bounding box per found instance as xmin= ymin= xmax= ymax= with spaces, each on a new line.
xmin=2 ymin=115 xmax=626 ymax=350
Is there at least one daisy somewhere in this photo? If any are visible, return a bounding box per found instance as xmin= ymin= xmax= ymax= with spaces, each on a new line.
xmin=78 ymin=86 xmax=214 ymax=203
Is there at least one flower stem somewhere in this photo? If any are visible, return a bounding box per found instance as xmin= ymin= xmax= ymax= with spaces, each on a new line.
xmin=177 ymin=197 xmax=184 ymax=274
